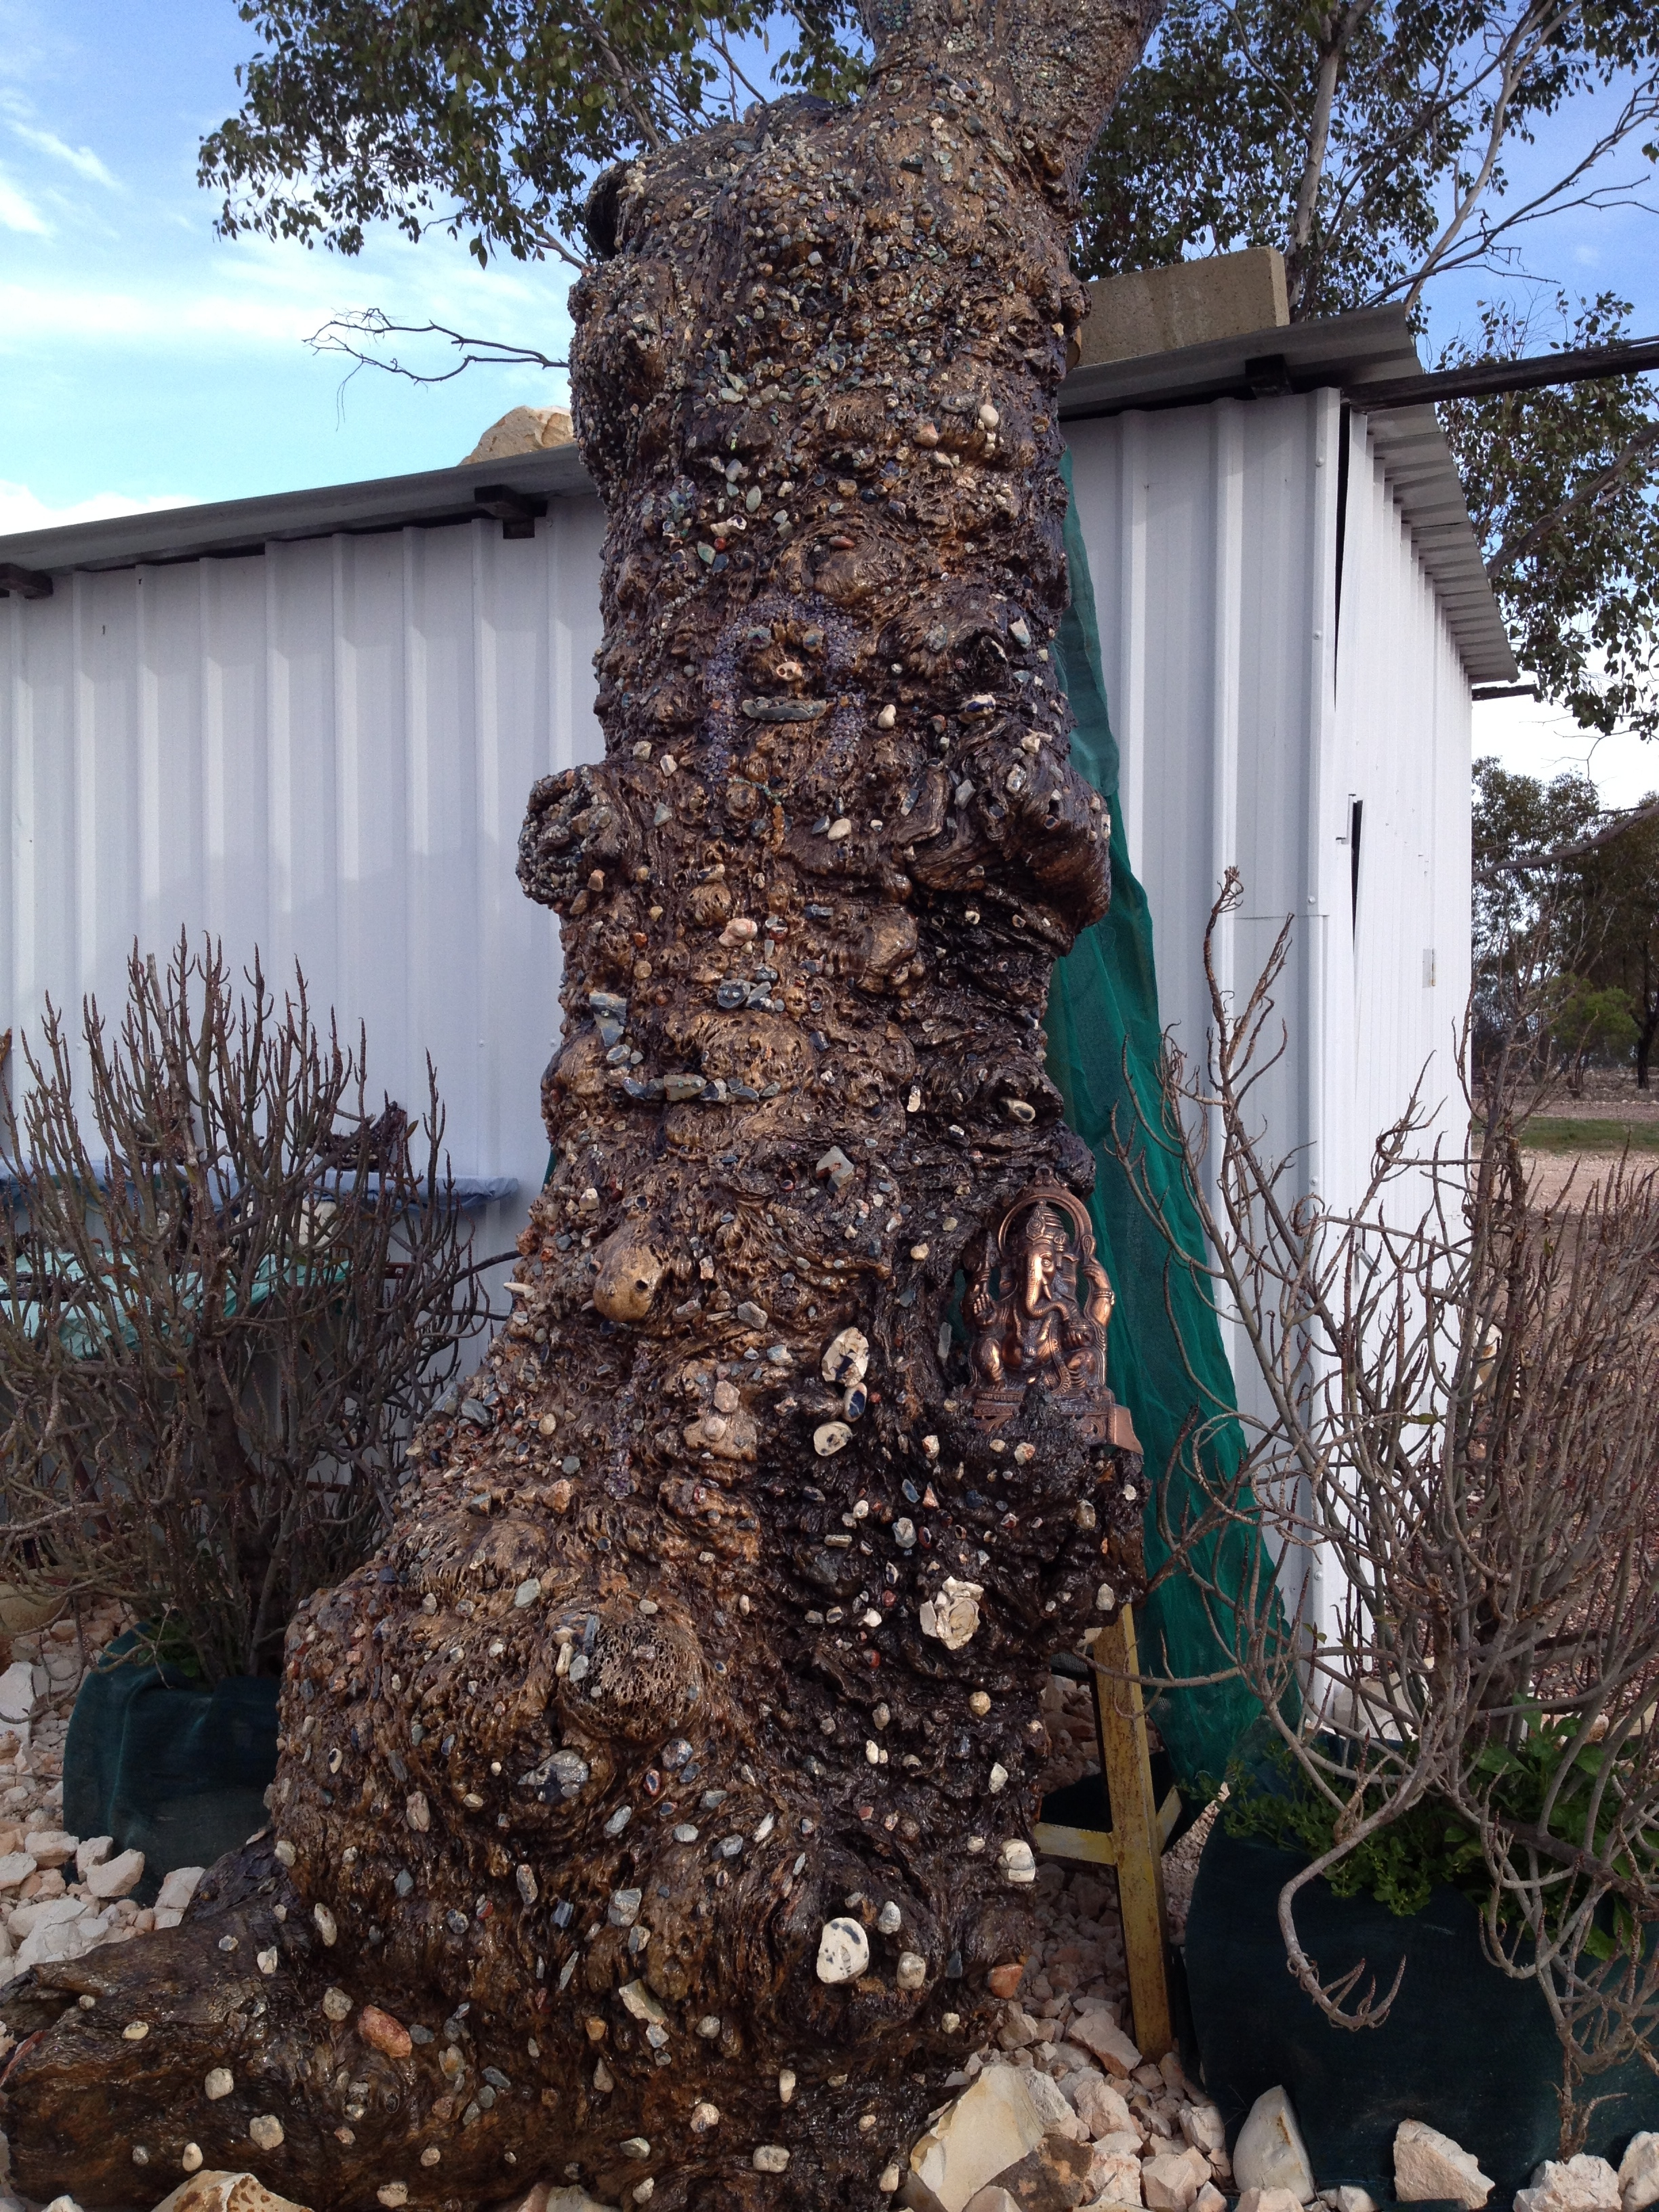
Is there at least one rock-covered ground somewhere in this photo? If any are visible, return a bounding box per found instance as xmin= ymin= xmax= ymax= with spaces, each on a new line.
xmin=9 ymin=1653 xmax=1629 ymax=2212
xmin=0 ymin=1603 xmax=209 ymax=1988
xmin=0 ymin=1658 xmax=1234 ymax=2212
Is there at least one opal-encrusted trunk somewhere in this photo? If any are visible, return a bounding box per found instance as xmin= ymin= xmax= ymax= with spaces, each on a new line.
xmin=0 ymin=3 xmax=1163 ymax=2205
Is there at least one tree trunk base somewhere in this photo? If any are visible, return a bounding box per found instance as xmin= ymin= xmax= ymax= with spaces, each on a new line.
xmin=1 ymin=1841 xmax=968 ymax=2211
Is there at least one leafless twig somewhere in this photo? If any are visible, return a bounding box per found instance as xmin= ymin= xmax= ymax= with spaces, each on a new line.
xmin=307 ymin=308 xmax=569 ymax=392
xmin=0 ymin=939 xmax=487 ymax=1683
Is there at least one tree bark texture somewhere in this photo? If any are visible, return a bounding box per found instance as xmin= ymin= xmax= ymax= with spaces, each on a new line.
xmin=1 ymin=4 xmax=1164 ymax=2204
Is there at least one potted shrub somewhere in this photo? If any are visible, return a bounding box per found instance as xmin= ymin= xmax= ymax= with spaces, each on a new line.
xmin=1124 ymin=878 xmax=1659 ymax=2188
xmin=0 ymin=939 xmax=487 ymax=1876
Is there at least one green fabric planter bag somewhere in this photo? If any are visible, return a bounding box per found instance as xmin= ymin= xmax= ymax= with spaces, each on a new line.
xmin=64 ymin=1632 xmax=280 ymax=1898
xmin=1186 ymin=1820 xmax=1659 ymax=2194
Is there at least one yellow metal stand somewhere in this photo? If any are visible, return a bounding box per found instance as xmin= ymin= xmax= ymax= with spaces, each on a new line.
xmin=1031 ymin=1607 xmax=1178 ymax=2060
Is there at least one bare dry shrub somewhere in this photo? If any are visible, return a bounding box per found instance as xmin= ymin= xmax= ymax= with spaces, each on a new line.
xmin=1130 ymin=873 xmax=1659 ymax=2134
xmin=0 ymin=939 xmax=487 ymax=1683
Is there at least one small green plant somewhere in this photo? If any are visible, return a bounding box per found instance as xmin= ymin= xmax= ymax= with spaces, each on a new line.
xmin=1226 ymin=1723 xmax=1654 ymax=1959
xmin=1549 ymin=973 xmax=1639 ymax=1095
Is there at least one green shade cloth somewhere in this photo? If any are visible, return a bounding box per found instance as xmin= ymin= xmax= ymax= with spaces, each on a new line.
xmin=1046 ymin=450 xmax=1271 ymax=1792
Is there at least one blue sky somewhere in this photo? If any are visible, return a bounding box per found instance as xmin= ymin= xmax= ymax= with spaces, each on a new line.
xmin=1 ymin=0 xmax=1654 ymax=798
xmin=0 ymin=0 xmax=578 ymax=525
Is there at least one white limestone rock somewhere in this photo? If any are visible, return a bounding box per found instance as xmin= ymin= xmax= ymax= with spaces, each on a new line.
xmin=1620 ymin=2137 xmax=1659 ymax=2212
xmin=155 ymin=1865 xmax=205 ymax=1914
xmin=0 ymin=1663 xmax=37 ymax=1729
xmin=995 ymin=2003 xmax=1044 ymax=2051
xmin=0 ymin=1853 xmax=35 ymax=1893
xmin=1323 ymin=2192 xmax=1378 ymax=2212
xmin=1065 ymin=2008 xmax=1141 ymax=2076
xmin=1017 ymin=2066 xmax=1088 ymax=2144
xmin=1181 ymin=2103 xmax=1227 ymax=2155
xmin=17 ymin=1909 xmax=106 ymax=1971
xmin=86 ymin=1847 xmax=144 ymax=1901
xmin=1084 ymin=2145 xmax=1145 ymax=2205
xmin=907 ymin=2063 xmax=1065 ymax=2212
xmin=486 ymin=2190 xmax=620 ymax=2212
xmin=1516 ymin=2156 xmax=1622 ymax=2212
xmin=1234 ymin=2087 xmax=1316 ymax=2202
xmin=1070 ymin=2070 xmax=1134 ymax=2139
xmin=1237 ymin=2192 xmax=1308 ymax=2212
xmin=815 ymin=1917 xmax=870 ymax=1984
xmin=148 ymin=2176 xmax=316 ymax=2212
xmin=919 ymin=1580 xmax=983 ymax=1652
xmin=1143 ymin=2146 xmax=1212 ymax=2212
xmin=75 ymin=1836 xmax=113 ymax=1881
xmin=23 ymin=1829 xmax=78 ymax=1869
xmin=1392 ymin=2120 xmax=1492 ymax=2208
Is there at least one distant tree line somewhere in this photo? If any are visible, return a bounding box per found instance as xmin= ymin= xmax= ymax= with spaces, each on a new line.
xmin=1474 ymin=758 xmax=1659 ymax=1088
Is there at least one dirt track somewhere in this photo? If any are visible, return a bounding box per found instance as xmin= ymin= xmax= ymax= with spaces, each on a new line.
xmin=1521 ymin=1149 xmax=1643 ymax=1210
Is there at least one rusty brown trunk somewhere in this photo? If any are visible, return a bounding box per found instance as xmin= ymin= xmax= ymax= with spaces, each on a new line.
xmin=0 ymin=4 xmax=1162 ymax=2205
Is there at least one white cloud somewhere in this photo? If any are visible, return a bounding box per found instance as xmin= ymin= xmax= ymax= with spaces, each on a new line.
xmin=0 ymin=253 xmax=575 ymax=383
xmin=0 ymin=167 xmax=47 ymax=232
xmin=0 ymin=480 xmax=194 ymax=535
xmin=7 ymin=119 xmax=119 ymax=188
xmin=0 ymin=277 xmax=327 ymax=350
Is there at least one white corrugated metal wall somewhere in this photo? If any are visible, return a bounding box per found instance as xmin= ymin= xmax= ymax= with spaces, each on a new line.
xmin=1332 ymin=410 xmax=1474 ymax=1198
xmin=1067 ymin=394 xmax=1341 ymax=1210
xmin=1065 ymin=395 xmax=1471 ymax=1202
xmin=1 ymin=504 xmax=607 ymax=1282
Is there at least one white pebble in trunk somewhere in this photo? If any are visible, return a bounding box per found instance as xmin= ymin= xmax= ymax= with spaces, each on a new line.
xmin=815 ymin=1917 xmax=870 ymax=1984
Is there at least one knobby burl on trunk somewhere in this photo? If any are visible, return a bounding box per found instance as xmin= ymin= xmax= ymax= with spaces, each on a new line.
xmin=1 ymin=3 xmax=1164 ymax=2204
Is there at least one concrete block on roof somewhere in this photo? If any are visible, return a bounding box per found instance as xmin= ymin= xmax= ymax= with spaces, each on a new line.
xmin=1077 ymin=248 xmax=1290 ymax=369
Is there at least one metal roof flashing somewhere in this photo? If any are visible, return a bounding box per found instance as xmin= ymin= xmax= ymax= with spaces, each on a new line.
xmin=0 ymin=303 xmax=1515 ymax=685
xmin=0 ymin=443 xmax=592 ymax=581
xmin=1059 ymin=303 xmax=1517 ymax=686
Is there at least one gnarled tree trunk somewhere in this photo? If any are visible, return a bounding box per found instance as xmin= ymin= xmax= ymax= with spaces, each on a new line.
xmin=1 ymin=4 xmax=1162 ymax=2204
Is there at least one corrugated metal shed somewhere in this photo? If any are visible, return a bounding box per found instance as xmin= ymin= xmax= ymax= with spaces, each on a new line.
xmin=1 ymin=501 xmax=607 ymax=1271
xmin=0 ymin=308 xmax=1500 ymax=1377
xmin=1061 ymin=303 xmax=1517 ymax=687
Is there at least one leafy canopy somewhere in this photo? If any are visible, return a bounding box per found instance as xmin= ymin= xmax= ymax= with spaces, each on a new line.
xmin=199 ymin=0 xmax=868 ymax=268
xmin=1474 ymin=756 xmax=1659 ymax=1084
xmin=1473 ymin=754 xmax=1602 ymax=962
xmin=1444 ymin=295 xmax=1659 ymax=741
xmin=1072 ymin=0 xmax=1659 ymax=739
xmin=1075 ymin=0 xmax=1659 ymax=319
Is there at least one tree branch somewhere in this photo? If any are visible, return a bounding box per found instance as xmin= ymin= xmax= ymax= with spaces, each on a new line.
xmin=307 ymin=310 xmax=570 ymax=389
xmin=1286 ymin=0 xmax=1376 ymax=314
xmin=1487 ymin=418 xmax=1659 ymax=580
xmin=1400 ymin=0 xmax=1557 ymax=316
